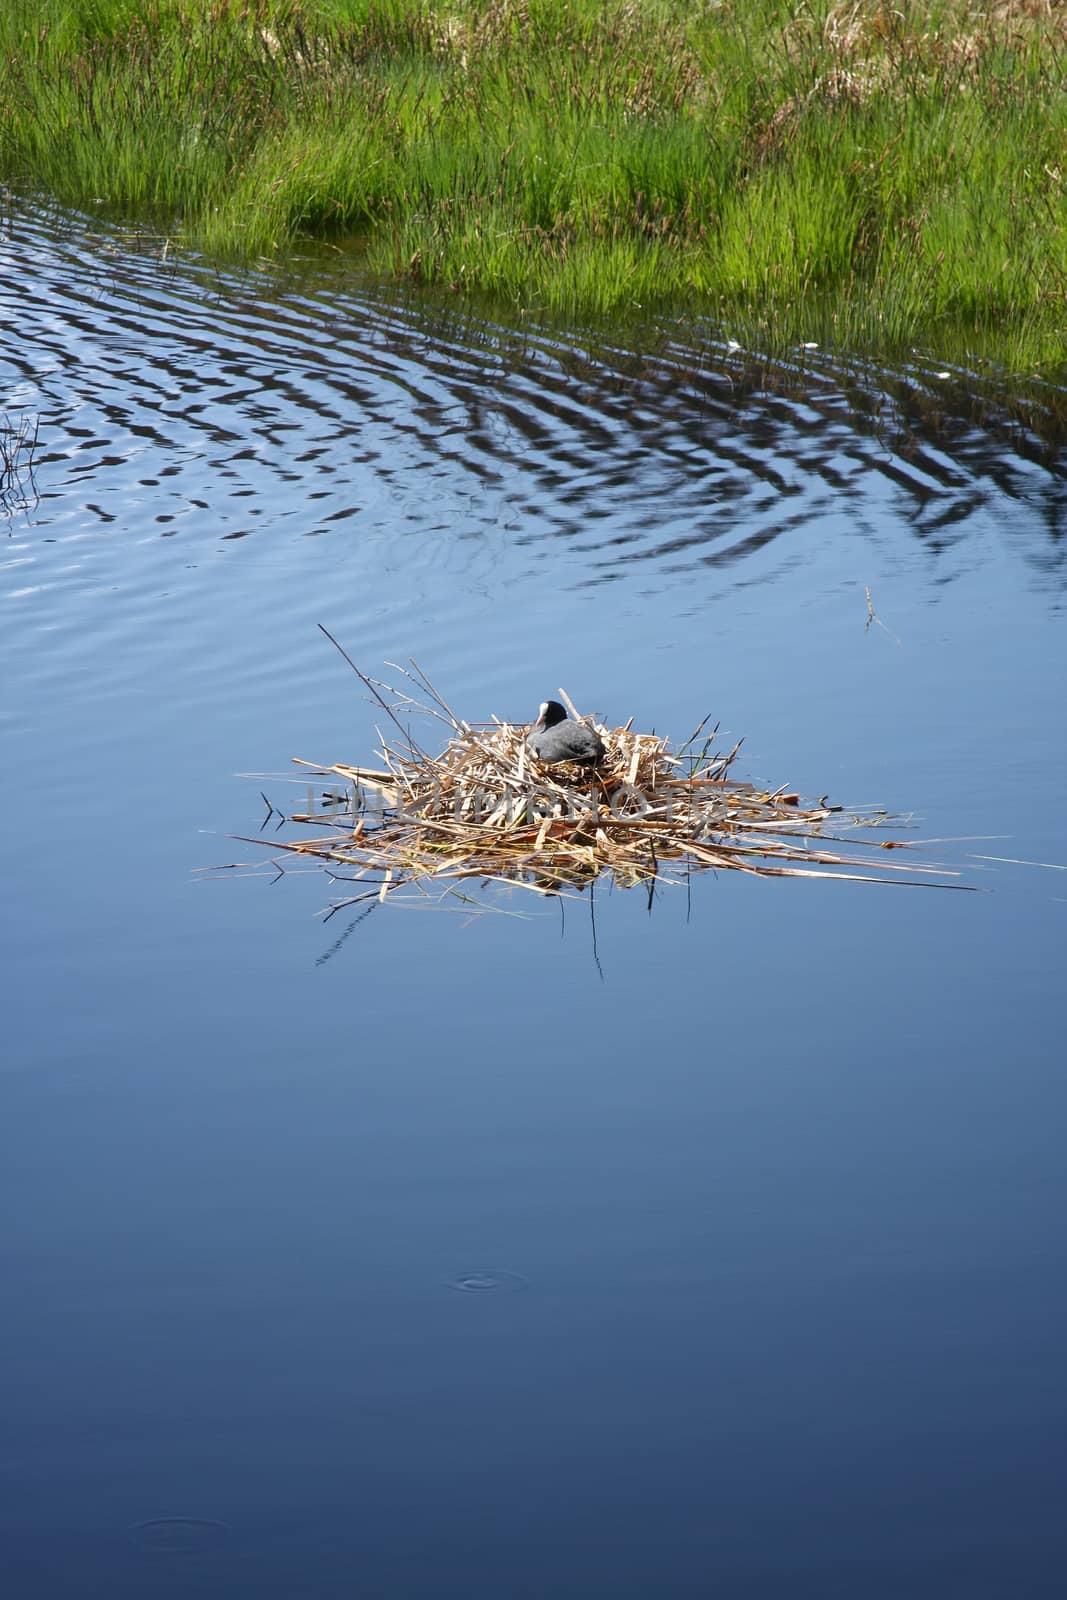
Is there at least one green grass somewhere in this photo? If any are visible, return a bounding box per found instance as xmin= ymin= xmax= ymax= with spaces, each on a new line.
xmin=2 ymin=0 xmax=1066 ymax=374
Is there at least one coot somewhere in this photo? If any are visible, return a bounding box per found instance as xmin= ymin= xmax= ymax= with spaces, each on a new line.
xmin=526 ymin=699 xmax=605 ymax=766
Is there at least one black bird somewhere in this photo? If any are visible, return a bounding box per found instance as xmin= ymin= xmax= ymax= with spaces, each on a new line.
xmin=526 ymin=699 xmax=605 ymax=766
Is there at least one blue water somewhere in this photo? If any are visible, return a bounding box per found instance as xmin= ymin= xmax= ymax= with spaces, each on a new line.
xmin=2 ymin=198 xmax=1065 ymax=1598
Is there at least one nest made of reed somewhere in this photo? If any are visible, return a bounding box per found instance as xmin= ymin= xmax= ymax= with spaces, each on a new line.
xmin=229 ymin=659 xmax=966 ymax=913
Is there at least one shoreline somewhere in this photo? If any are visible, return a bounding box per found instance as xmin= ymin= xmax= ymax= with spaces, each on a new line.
xmin=3 ymin=1 xmax=1065 ymax=378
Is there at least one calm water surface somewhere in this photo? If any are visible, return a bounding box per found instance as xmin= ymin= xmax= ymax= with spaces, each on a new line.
xmin=2 ymin=199 xmax=1065 ymax=1598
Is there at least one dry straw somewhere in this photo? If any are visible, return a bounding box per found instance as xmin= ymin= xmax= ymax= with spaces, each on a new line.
xmin=225 ymin=640 xmax=971 ymax=916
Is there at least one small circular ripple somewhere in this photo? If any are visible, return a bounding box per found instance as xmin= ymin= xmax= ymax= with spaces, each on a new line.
xmin=129 ymin=1517 xmax=229 ymax=1554
xmin=448 ymin=1269 xmax=528 ymax=1294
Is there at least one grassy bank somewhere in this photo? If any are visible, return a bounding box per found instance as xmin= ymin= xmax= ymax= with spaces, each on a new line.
xmin=2 ymin=1 xmax=1066 ymax=372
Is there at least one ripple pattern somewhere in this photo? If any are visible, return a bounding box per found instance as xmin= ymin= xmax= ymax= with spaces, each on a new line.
xmin=4 ymin=197 xmax=1064 ymax=621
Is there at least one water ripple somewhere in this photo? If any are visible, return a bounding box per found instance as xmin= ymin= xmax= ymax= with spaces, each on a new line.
xmin=3 ymin=196 xmax=1065 ymax=619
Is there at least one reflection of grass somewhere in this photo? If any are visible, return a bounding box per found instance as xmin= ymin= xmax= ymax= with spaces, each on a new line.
xmin=3 ymin=1 xmax=1066 ymax=371
xmin=0 ymin=411 xmax=39 ymax=514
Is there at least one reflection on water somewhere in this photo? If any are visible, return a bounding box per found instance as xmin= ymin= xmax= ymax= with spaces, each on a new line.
xmin=4 ymin=200 xmax=1065 ymax=600
xmin=2 ymin=197 xmax=1066 ymax=1600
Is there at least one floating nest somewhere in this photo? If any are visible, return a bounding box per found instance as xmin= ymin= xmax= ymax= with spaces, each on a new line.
xmin=224 ymin=648 xmax=969 ymax=916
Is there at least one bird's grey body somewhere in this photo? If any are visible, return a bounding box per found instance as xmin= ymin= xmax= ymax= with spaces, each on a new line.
xmin=526 ymin=700 xmax=605 ymax=766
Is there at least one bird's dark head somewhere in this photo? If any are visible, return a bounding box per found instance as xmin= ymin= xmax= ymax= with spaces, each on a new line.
xmin=534 ymin=699 xmax=568 ymax=731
